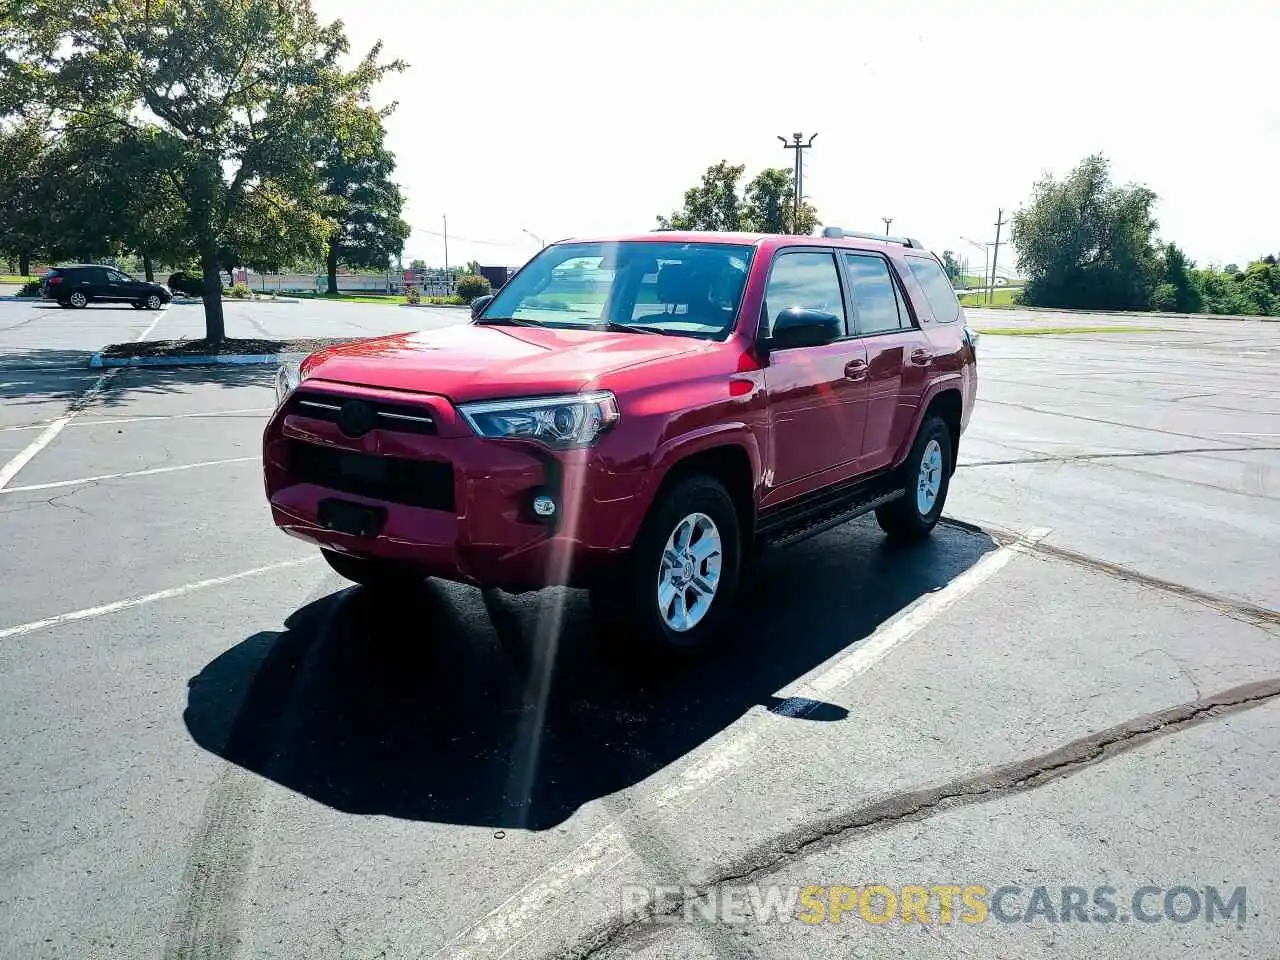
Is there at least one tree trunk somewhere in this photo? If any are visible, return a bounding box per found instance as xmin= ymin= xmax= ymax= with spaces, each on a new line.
xmin=19 ymin=251 xmax=30 ymax=276
xmin=201 ymin=249 xmax=226 ymax=344
xmin=326 ymin=245 xmax=339 ymax=295
xmin=226 ymin=267 xmax=234 ymax=288
xmin=142 ymin=254 xmax=154 ymax=282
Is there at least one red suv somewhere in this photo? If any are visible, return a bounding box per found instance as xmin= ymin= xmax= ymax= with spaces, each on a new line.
xmin=263 ymin=229 xmax=978 ymax=653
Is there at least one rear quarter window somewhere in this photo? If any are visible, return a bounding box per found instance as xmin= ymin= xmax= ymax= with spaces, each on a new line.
xmin=905 ymin=255 xmax=961 ymax=324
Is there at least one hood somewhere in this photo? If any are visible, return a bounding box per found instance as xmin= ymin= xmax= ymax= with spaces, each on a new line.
xmin=301 ymin=322 xmax=701 ymax=403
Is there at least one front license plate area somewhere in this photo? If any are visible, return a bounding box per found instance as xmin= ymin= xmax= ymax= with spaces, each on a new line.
xmin=318 ymin=498 xmax=386 ymax=538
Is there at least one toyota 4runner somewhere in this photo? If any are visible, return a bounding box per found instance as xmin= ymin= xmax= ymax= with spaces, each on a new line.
xmin=263 ymin=229 xmax=978 ymax=654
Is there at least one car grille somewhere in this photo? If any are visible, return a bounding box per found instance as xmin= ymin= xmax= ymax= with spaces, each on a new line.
xmin=287 ymin=440 xmax=455 ymax=511
xmin=285 ymin=389 xmax=437 ymax=436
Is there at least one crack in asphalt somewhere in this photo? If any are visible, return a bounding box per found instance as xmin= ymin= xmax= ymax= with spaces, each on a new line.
xmin=977 ymin=397 xmax=1259 ymax=446
xmin=562 ymin=678 xmax=1280 ymax=960
xmin=938 ymin=518 xmax=1280 ymax=631
xmin=959 ymin=444 xmax=1280 ymax=468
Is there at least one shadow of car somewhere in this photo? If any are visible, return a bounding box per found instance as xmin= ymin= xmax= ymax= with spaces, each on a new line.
xmin=184 ymin=519 xmax=997 ymax=830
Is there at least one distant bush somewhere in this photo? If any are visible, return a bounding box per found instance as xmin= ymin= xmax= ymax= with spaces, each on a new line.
xmin=1151 ymin=282 xmax=1178 ymax=312
xmin=224 ymin=283 xmax=253 ymax=299
xmin=18 ymin=280 xmax=41 ymax=297
xmin=454 ymin=274 xmax=492 ymax=304
xmin=426 ymin=295 xmax=467 ymax=306
xmin=166 ymin=271 xmax=203 ymax=296
xmin=405 ymin=286 xmax=422 ymax=304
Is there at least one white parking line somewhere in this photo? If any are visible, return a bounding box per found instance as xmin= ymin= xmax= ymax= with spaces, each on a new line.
xmin=0 ymin=557 xmax=319 ymax=641
xmin=0 ymin=457 xmax=257 ymax=495
xmin=439 ymin=524 xmax=1051 ymax=959
xmin=0 ymin=312 xmax=163 ymax=490
xmin=0 ymin=407 xmax=274 ymax=433
xmin=0 ymin=371 xmax=116 ymax=491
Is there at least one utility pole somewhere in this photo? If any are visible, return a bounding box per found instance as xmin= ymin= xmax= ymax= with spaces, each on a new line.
xmin=443 ymin=214 xmax=450 ymax=276
xmin=988 ymin=207 xmax=1005 ymax=304
xmin=778 ymin=133 xmax=817 ymax=232
xmin=881 ymin=217 xmax=893 ymax=235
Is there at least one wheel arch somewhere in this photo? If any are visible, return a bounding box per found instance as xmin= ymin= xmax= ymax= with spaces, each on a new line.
xmin=894 ymin=378 xmax=965 ymax=476
xmin=624 ymin=429 xmax=759 ymax=549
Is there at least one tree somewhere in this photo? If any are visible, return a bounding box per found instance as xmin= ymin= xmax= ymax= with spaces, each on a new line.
xmin=317 ymin=103 xmax=408 ymax=294
xmin=1156 ymin=242 xmax=1202 ymax=313
xmin=741 ymin=167 xmax=819 ymax=234
xmin=940 ymin=250 xmax=962 ymax=284
xmin=0 ymin=119 xmax=53 ymax=275
xmin=1011 ymin=153 xmax=1161 ymax=311
xmin=657 ymin=161 xmax=821 ymax=234
xmin=41 ymin=124 xmax=188 ymax=279
xmin=657 ymin=161 xmax=746 ymax=231
xmin=4 ymin=0 xmax=404 ymax=341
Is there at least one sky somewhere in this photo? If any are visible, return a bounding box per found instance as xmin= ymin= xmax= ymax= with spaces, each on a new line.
xmin=315 ymin=0 xmax=1280 ymax=276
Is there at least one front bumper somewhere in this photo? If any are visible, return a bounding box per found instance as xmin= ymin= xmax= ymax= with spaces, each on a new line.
xmin=263 ymin=381 xmax=644 ymax=589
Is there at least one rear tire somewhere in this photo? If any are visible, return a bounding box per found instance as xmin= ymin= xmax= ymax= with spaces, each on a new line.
xmin=68 ymin=291 xmax=88 ymax=309
xmin=322 ymin=549 xmax=423 ymax=590
xmin=875 ymin=415 xmax=952 ymax=541
xmin=590 ymin=474 xmax=742 ymax=664
xmin=131 ymin=302 xmax=146 ymax=310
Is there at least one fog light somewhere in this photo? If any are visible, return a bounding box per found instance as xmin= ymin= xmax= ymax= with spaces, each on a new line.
xmin=532 ymin=494 xmax=557 ymax=518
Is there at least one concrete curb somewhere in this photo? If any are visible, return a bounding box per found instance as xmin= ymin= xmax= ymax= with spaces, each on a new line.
xmin=169 ymin=296 xmax=301 ymax=305
xmin=88 ymin=352 xmax=284 ymax=369
xmin=398 ymin=302 xmax=470 ymax=310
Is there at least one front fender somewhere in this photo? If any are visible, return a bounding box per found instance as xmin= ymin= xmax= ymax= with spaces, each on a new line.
xmin=614 ymin=421 xmax=762 ymax=546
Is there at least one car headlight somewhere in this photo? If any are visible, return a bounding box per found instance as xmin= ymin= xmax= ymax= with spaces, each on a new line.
xmin=274 ymin=359 xmax=304 ymax=407
xmin=458 ymin=391 xmax=620 ymax=448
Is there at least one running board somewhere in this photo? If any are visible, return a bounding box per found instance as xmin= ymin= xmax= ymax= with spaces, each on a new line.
xmin=756 ymin=479 xmax=904 ymax=550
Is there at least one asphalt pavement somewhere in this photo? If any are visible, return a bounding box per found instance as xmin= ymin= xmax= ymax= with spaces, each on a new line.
xmin=1 ymin=298 xmax=1277 ymax=959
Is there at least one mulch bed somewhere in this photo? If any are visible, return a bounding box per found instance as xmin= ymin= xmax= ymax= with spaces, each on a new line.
xmin=99 ymin=337 xmax=366 ymax=359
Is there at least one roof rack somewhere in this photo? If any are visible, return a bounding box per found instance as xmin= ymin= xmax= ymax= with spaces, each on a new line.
xmin=821 ymin=226 xmax=925 ymax=249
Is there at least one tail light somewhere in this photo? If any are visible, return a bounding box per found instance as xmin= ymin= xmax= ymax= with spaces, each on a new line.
xmin=47 ymin=276 xmax=62 ymax=284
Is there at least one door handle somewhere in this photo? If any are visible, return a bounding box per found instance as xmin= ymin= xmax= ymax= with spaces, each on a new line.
xmin=844 ymin=359 xmax=868 ymax=381
xmin=909 ymin=347 xmax=933 ymax=366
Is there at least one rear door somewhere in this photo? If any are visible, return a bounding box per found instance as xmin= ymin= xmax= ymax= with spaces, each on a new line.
xmin=841 ymin=251 xmax=933 ymax=472
xmin=759 ymin=248 xmax=869 ymax=504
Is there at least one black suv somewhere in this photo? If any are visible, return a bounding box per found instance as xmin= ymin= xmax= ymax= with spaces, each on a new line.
xmin=41 ymin=265 xmax=172 ymax=310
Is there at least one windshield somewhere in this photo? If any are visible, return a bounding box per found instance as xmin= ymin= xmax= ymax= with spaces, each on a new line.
xmin=479 ymin=240 xmax=755 ymax=338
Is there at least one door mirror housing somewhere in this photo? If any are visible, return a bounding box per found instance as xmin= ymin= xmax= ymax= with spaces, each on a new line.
xmin=762 ymin=307 xmax=843 ymax=351
xmin=470 ymin=293 xmax=495 ymax=319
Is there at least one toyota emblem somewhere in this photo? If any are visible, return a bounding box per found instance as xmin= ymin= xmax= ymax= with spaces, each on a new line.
xmin=337 ymin=400 xmax=376 ymax=437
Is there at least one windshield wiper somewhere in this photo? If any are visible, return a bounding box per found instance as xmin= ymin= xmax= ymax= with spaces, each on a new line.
xmin=476 ymin=316 xmax=542 ymax=327
xmin=597 ymin=320 xmax=680 ymax=336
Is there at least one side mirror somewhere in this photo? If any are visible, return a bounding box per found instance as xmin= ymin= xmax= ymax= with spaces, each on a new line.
xmin=470 ymin=293 xmax=495 ymax=319
xmin=763 ymin=307 xmax=843 ymax=350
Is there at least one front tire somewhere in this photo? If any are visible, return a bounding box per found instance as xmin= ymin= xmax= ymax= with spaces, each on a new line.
xmin=590 ymin=474 xmax=742 ymax=661
xmin=146 ymin=294 xmax=163 ymax=310
xmin=322 ymin=549 xmax=423 ymax=590
xmin=875 ymin=415 xmax=952 ymax=541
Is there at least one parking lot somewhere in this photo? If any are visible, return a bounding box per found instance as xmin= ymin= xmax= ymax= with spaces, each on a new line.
xmin=2 ymin=297 xmax=1278 ymax=959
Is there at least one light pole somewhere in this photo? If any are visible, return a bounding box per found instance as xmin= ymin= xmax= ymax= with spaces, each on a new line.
xmin=882 ymin=217 xmax=893 ymax=235
xmin=522 ymin=228 xmax=545 ymax=249
xmin=778 ymin=133 xmax=817 ymax=231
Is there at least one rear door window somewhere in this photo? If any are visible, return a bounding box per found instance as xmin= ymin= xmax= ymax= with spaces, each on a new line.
xmin=842 ymin=253 xmax=907 ymax=335
xmin=905 ymin=255 xmax=961 ymax=324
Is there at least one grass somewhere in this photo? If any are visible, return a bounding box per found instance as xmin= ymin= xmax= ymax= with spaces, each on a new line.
xmin=978 ymin=326 xmax=1166 ymax=336
xmin=1 ymin=274 xmax=40 ymax=285
xmin=959 ymin=288 xmax=1018 ymax=307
